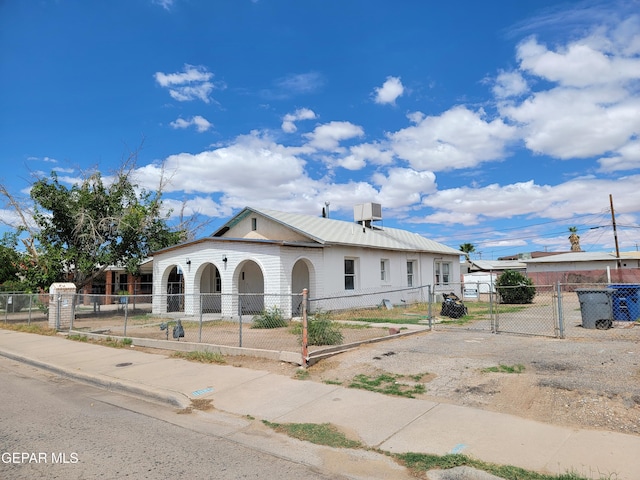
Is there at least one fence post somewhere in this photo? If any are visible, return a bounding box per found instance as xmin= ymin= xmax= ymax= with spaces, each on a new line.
xmin=490 ymin=290 xmax=497 ymax=333
xmin=28 ymin=294 xmax=32 ymax=325
xmin=301 ymin=289 xmax=308 ymax=367
xmin=69 ymin=294 xmax=74 ymax=332
xmin=198 ymin=294 xmax=203 ymax=343
xmin=56 ymin=295 xmax=61 ymax=330
xmin=556 ymin=282 xmax=565 ymax=339
xmin=238 ymin=295 xmax=243 ymax=348
xmin=427 ymin=285 xmax=433 ymax=329
xmin=123 ymin=296 xmax=128 ymax=336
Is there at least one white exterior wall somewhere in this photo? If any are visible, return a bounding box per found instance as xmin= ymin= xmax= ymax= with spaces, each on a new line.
xmin=153 ymin=240 xmax=326 ymax=318
xmin=226 ymin=214 xmax=309 ymax=242
xmin=152 ymin=236 xmax=461 ymax=316
xmin=463 ymin=272 xmax=497 ymax=293
xmin=316 ymin=246 xmax=460 ymax=308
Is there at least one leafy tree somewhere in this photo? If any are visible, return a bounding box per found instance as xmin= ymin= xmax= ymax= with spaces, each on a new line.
xmin=0 ymin=233 xmax=22 ymax=285
xmin=459 ymin=243 xmax=476 ymax=262
xmin=0 ymin=155 xmax=186 ymax=291
xmin=26 ymin=169 xmax=184 ymax=291
xmin=496 ymin=270 xmax=536 ymax=304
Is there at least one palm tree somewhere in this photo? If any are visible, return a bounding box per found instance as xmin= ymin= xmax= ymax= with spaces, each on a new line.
xmin=568 ymin=227 xmax=582 ymax=252
xmin=459 ymin=243 xmax=476 ymax=262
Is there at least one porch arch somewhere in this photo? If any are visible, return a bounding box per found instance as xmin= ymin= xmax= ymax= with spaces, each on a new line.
xmin=162 ymin=265 xmax=185 ymax=313
xmin=234 ymin=260 xmax=264 ymax=315
xmin=195 ymin=262 xmax=222 ymax=313
xmin=291 ymin=258 xmax=314 ymax=316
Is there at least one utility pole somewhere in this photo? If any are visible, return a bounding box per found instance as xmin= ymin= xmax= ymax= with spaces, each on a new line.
xmin=609 ymin=194 xmax=621 ymax=269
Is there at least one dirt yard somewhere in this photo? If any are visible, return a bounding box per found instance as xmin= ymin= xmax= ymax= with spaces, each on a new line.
xmin=219 ymin=328 xmax=640 ymax=436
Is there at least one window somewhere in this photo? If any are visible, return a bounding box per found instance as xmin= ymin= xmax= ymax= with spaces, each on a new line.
xmin=344 ymin=258 xmax=356 ymax=290
xmin=380 ymin=259 xmax=389 ymax=282
xmin=435 ymin=261 xmax=451 ymax=285
xmin=407 ymin=261 xmax=415 ymax=287
xmin=251 ymin=218 xmax=257 ymax=231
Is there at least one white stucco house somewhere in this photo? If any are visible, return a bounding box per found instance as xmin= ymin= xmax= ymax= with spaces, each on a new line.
xmin=151 ymin=204 xmax=462 ymax=318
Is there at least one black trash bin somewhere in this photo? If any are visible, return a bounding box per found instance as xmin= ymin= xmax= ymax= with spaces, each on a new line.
xmin=575 ymin=288 xmax=614 ymax=329
xmin=608 ymin=284 xmax=640 ymax=321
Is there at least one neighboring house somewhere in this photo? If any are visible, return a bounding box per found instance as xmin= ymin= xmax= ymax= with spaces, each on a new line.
xmin=498 ymin=251 xmax=570 ymax=261
xmin=523 ymin=251 xmax=640 ymax=285
xmin=151 ymin=204 xmax=462 ymax=318
xmin=76 ymin=259 xmax=154 ymax=305
xmin=463 ymin=259 xmax=527 ymax=294
xmin=468 ymin=259 xmax=527 ymax=274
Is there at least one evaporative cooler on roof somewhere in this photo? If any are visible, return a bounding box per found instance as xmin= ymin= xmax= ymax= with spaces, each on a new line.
xmin=354 ymin=203 xmax=382 ymax=228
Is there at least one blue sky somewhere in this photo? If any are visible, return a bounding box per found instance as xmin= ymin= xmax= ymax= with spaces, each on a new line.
xmin=1 ymin=0 xmax=640 ymax=259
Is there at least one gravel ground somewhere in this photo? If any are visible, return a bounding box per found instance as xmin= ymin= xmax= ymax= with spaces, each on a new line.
xmin=298 ymin=329 xmax=640 ymax=435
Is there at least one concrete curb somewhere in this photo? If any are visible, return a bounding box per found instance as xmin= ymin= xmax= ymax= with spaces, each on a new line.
xmin=0 ymin=347 xmax=190 ymax=409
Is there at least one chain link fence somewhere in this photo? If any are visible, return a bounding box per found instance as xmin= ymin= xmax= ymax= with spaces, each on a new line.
xmin=432 ymin=282 xmax=496 ymax=333
xmin=557 ymin=283 xmax=640 ymax=341
xmin=2 ymin=290 xmax=423 ymax=363
xmin=3 ymin=282 xmax=638 ymax=363
xmin=0 ymin=292 xmax=49 ymax=324
xmin=433 ymin=281 xmax=640 ymax=341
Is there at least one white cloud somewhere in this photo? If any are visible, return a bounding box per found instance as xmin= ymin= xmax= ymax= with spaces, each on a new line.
xmin=152 ymin=0 xmax=174 ymax=10
xmin=317 ymin=182 xmax=380 ymax=212
xmin=134 ymin=133 xmax=317 ymax=212
xmin=281 ymin=108 xmax=317 ymax=133
xmin=389 ymin=106 xmax=517 ymax=171
xmin=154 ymin=65 xmax=216 ymax=103
xmin=373 ymin=76 xmax=404 ymax=105
xmin=517 ymin=36 xmax=640 ymax=88
xmin=372 ymin=168 xmax=437 ymax=208
xmin=493 ymin=70 xmax=528 ymax=99
xmin=481 ymin=238 xmax=528 ymax=249
xmin=501 ymin=87 xmax=640 ymax=159
xmin=170 ymin=115 xmax=212 ymax=132
xmin=419 ymin=176 xmax=640 ymax=226
xmin=598 ymin=139 xmax=640 ymax=172
xmin=52 ymin=167 xmax=75 ymax=174
xmin=496 ymin=23 xmax=640 ymax=162
xmin=269 ymin=72 xmax=324 ymax=98
xmin=161 ymin=196 xmax=231 ymax=221
xmin=335 ymin=143 xmax=394 ymax=170
xmin=406 ymin=111 xmax=425 ymax=124
xmin=303 ymin=121 xmax=365 ymax=152
xmin=0 ymin=208 xmax=35 ymax=229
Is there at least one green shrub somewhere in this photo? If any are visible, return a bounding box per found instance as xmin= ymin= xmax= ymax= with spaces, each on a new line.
xmin=306 ymin=311 xmax=343 ymax=346
xmin=496 ymin=270 xmax=536 ymax=304
xmin=252 ymin=306 xmax=288 ymax=329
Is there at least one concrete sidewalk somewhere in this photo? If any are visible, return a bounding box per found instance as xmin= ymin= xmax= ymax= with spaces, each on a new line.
xmin=0 ymin=329 xmax=638 ymax=480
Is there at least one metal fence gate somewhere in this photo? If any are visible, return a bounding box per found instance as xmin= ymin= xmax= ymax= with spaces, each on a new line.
xmin=434 ymin=282 xmax=639 ymax=341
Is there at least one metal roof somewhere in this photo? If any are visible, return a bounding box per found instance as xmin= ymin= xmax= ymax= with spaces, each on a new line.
xmin=214 ymin=207 xmax=461 ymax=255
xmin=470 ymin=260 xmax=526 ymax=271
xmin=523 ymin=252 xmax=618 ymax=263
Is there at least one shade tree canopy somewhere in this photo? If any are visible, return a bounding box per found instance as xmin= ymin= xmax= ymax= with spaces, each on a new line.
xmin=1 ymin=162 xmax=186 ymax=292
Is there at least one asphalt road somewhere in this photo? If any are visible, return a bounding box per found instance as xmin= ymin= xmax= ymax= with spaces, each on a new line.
xmin=0 ymin=357 xmax=340 ymax=480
